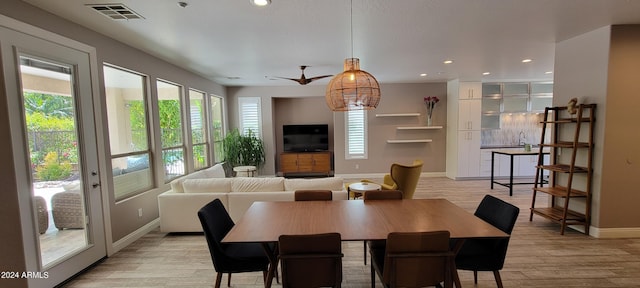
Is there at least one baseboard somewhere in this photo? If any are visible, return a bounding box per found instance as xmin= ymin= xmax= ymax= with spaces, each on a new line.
xmin=110 ymin=218 xmax=160 ymax=256
xmin=587 ymin=226 xmax=640 ymax=238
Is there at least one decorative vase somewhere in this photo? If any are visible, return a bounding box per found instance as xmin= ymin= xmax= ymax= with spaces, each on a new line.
xmin=427 ymin=115 xmax=432 ymax=126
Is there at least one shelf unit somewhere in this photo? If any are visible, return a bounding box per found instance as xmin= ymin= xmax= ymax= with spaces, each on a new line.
xmin=375 ymin=113 xmax=420 ymax=117
xmin=386 ymin=139 xmax=433 ymax=144
xmin=529 ymin=104 xmax=596 ymax=235
xmin=396 ymin=126 xmax=443 ymax=130
xmin=377 ymin=113 xmax=440 ymax=143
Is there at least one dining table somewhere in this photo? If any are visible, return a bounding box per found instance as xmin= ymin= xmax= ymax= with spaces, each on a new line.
xmin=222 ymin=198 xmax=508 ymax=288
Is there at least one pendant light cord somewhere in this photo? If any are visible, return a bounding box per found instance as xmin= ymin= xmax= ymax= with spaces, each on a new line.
xmin=350 ymin=0 xmax=354 ymax=59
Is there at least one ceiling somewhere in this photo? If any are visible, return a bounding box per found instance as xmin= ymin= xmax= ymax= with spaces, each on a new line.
xmin=21 ymin=0 xmax=640 ymax=87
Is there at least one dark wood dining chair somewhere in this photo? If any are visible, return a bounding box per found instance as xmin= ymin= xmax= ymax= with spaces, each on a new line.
xmin=294 ymin=189 xmax=333 ymax=201
xmin=197 ymin=199 xmax=271 ymax=288
xmin=362 ymin=189 xmax=404 ymax=264
xmin=454 ymin=195 xmax=520 ymax=288
xmin=363 ymin=189 xmax=404 ymax=201
xmin=278 ymin=232 xmax=343 ymax=288
xmin=370 ymin=231 xmax=454 ymax=288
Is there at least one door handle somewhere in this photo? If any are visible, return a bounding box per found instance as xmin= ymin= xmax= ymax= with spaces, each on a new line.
xmin=92 ymin=183 xmax=100 ymax=188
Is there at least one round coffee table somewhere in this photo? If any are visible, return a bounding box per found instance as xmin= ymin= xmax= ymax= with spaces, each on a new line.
xmin=348 ymin=182 xmax=382 ymax=199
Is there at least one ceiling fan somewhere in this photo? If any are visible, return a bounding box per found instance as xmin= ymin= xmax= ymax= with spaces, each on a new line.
xmin=274 ymin=65 xmax=333 ymax=85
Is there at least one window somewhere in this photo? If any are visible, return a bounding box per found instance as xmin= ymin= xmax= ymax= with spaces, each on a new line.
xmin=188 ymin=89 xmax=208 ymax=170
xmin=345 ymin=109 xmax=367 ymax=159
xmin=157 ymin=80 xmax=185 ymax=181
xmin=103 ymin=65 xmax=153 ymax=200
xmin=238 ymin=97 xmax=261 ymax=137
xmin=210 ymin=95 xmax=225 ymax=163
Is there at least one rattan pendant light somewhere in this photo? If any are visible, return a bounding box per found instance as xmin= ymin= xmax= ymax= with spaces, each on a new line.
xmin=325 ymin=0 xmax=380 ymax=111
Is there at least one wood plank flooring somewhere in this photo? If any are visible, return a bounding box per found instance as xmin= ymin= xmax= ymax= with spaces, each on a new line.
xmin=63 ymin=177 xmax=640 ymax=287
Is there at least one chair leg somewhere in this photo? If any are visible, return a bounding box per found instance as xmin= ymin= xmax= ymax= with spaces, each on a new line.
xmin=473 ymin=270 xmax=478 ymax=284
xmin=214 ymin=272 xmax=223 ymax=288
xmin=370 ymin=263 xmax=376 ymax=288
xmin=493 ymin=270 xmax=504 ymax=288
xmin=363 ymin=241 xmax=367 ymax=265
xmin=227 ymin=273 xmax=231 ymax=287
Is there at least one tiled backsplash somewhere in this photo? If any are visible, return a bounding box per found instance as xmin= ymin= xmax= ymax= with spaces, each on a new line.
xmin=481 ymin=113 xmax=549 ymax=147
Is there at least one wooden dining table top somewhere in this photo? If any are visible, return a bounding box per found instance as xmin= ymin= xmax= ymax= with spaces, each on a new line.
xmin=222 ymin=199 xmax=508 ymax=243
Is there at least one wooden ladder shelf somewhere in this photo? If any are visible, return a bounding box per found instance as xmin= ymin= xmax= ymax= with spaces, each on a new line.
xmin=530 ymin=104 xmax=596 ymax=235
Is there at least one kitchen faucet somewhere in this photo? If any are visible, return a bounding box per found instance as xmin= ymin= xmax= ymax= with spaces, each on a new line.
xmin=518 ymin=131 xmax=526 ymax=146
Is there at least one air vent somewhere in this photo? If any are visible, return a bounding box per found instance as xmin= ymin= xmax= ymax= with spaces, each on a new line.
xmin=87 ymin=4 xmax=144 ymax=20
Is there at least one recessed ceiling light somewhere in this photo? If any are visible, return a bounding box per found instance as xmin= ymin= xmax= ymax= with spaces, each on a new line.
xmin=545 ymin=71 xmax=553 ymax=74
xmin=251 ymin=0 xmax=271 ymax=6
xmin=482 ymin=72 xmax=491 ymax=75
xmin=443 ymin=60 xmax=454 ymax=64
xmin=420 ymin=73 xmax=427 ymax=77
xmin=522 ymin=59 xmax=532 ymax=63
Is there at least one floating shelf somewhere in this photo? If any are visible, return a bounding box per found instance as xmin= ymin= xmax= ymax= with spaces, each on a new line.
xmin=375 ymin=113 xmax=420 ymax=117
xmin=397 ymin=126 xmax=443 ymax=130
xmin=386 ymin=139 xmax=433 ymax=144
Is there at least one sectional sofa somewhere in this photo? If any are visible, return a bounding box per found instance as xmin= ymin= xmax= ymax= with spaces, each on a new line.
xmin=158 ymin=164 xmax=347 ymax=232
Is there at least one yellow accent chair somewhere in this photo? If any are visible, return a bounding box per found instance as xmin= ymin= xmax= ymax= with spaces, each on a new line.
xmin=362 ymin=159 xmax=423 ymax=199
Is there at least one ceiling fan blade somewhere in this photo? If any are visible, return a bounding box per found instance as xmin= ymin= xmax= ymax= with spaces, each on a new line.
xmin=307 ymin=75 xmax=333 ymax=81
xmin=272 ymin=66 xmax=331 ymax=85
xmin=273 ymin=76 xmax=304 ymax=83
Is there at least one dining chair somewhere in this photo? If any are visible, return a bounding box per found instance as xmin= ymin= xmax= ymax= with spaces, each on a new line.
xmin=454 ymin=195 xmax=520 ymax=288
xmin=362 ymin=189 xmax=404 ymax=264
xmin=370 ymin=231 xmax=454 ymax=288
xmin=294 ymin=189 xmax=333 ymax=201
xmin=278 ymin=232 xmax=343 ymax=288
xmin=197 ymin=199 xmax=272 ymax=288
xmin=361 ymin=159 xmax=423 ymax=199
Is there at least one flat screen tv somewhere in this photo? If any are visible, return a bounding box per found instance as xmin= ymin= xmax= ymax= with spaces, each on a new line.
xmin=283 ymin=124 xmax=329 ymax=152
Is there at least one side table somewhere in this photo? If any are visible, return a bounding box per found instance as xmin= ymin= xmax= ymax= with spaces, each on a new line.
xmin=348 ymin=182 xmax=382 ymax=199
xmin=234 ymin=166 xmax=257 ymax=177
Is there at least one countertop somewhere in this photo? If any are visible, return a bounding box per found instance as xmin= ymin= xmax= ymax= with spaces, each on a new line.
xmin=492 ymin=148 xmax=548 ymax=155
xmin=480 ymin=145 xmax=540 ymax=149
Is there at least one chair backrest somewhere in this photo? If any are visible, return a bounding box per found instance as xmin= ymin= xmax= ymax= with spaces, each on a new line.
xmin=389 ymin=159 xmax=423 ymax=199
xmin=474 ymin=195 xmax=520 ymax=234
xmin=294 ymin=190 xmax=333 ymax=201
xmin=197 ymin=199 xmax=235 ymax=271
xmin=383 ymin=231 xmax=453 ymax=288
xmin=278 ymin=233 xmax=343 ymax=288
xmin=462 ymin=195 xmax=520 ymax=270
xmin=363 ymin=189 xmax=403 ymax=200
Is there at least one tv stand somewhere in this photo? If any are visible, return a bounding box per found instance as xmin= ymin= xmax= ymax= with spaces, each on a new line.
xmin=280 ymin=151 xmax=332 ymax=176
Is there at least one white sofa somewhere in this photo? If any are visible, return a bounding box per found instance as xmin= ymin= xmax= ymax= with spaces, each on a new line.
xmin=158 ymin=164 xmax=347 ymax=232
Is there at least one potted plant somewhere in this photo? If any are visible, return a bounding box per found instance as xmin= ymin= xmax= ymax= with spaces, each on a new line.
xmin=222 ymin=128 xmax=265 ymax=175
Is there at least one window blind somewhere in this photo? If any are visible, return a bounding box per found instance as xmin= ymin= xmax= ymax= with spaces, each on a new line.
xmin=345 ymin=109 xmax=367 ymax=159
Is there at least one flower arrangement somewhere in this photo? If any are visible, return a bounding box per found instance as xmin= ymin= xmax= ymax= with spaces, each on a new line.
xmin=423 ymin=96 xmax=440 ymax=125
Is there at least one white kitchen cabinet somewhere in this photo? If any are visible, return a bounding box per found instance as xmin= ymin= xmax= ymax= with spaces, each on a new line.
xmin=458 ymin=99 xmax=481 ymax=130
xmin=459 ymin=82 xmax=482 ymax=99
xmin=456 ymin=131 xmax=481 ymax=177
xmin=480 ymin=149 xmax=496 ymax=177
xmin=446 ymin=80 xmax=483 ymax=180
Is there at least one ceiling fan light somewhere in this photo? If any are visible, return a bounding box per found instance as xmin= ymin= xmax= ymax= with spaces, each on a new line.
xmin=251 ymin=0 xmax=271 ymax=7
xmin=325 ymin=58 xmax=381 ymax=111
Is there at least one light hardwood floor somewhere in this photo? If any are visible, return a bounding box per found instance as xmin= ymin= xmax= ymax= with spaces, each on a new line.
xmin=63 ymin=177 xmax=640 ymax=287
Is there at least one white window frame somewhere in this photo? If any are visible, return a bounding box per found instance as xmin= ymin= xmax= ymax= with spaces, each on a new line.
xmin=345 ymin=109 xmax=368 ymax=159
xmin=188 ymin=88 xmax=208 ymax=170
xmin=209 ymin=94 xmax=225 ymax=163
xmin=238 ymin=96 xmax=262 ymax=138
